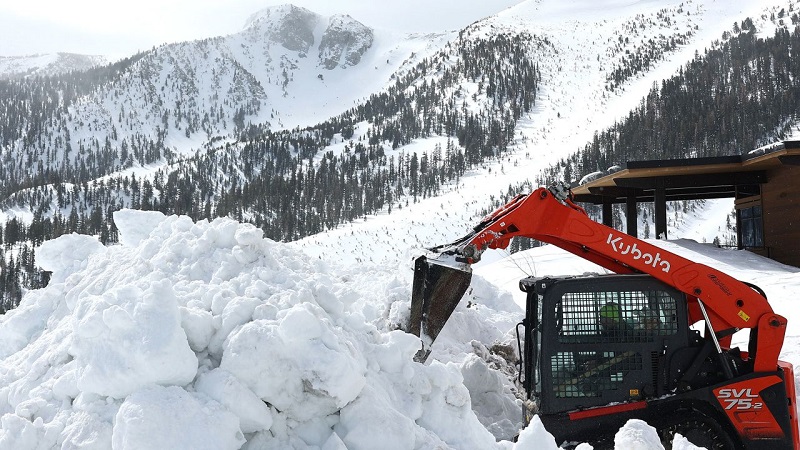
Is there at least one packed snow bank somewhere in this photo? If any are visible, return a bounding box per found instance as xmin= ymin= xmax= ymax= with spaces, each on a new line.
xmin=0 ymin=210 xmax=531 ymax=449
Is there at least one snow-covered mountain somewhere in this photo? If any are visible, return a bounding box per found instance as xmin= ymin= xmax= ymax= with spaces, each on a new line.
xmin=0 ymin=4 xmax=450 ymax=188
xmin=0 ymin=53 xmax=108 ymax=79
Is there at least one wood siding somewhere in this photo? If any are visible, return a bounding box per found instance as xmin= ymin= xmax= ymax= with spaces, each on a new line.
xmin=761 ymin=165 xmax=800 ymax=267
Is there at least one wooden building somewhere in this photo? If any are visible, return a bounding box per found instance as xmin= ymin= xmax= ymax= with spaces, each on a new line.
xmin=570 ymin=140 xmax=800 ymax=267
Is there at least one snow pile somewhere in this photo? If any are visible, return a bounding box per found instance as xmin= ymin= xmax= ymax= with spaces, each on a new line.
xmin=0 ymin=210 xmax=529 ymax=449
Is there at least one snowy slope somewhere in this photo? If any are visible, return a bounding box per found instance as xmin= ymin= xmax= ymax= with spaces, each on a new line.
xmin=290 ymin=0 xmax=800 ymax=269
xmin=219 ymin=4 xmax=452 ymax=131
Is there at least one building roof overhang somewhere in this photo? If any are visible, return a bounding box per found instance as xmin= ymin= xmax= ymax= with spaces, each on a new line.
xmin=570 ymin=140 xmax=800 ymax=204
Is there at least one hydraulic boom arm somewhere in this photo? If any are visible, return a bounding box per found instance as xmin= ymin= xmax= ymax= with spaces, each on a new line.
xmin=411 ymin=184 xmax=786 ymax=372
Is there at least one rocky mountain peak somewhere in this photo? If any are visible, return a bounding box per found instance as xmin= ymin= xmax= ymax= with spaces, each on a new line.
xmin=244 ymin=4 xmax=320 ymax=53
xmin=318 ymin=14 xmax=374 ymax=70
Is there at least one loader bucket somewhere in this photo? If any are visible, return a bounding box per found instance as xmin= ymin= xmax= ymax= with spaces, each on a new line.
xmin=409 ymin=255 xmax=472 ymax=361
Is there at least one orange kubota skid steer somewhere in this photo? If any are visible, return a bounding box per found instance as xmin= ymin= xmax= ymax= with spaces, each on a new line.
xmin=408 ymin=183 xmax=800 ymax=449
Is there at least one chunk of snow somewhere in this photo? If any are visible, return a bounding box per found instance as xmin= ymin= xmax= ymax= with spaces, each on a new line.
xmin=37 ymin=233 xmax=105 ymax=281
xmin=112 ymin=385 xmax=244 ymax=450
xmin=70 ymin=280 xmax=197 ymax=398
xmin=614 ymin=419 xmax=664 ymax=450
xmin=219 ymin=303 xmax=367 ymax=422
xmin=194 ymin=369 xmax=272 ymax=433
xmin=112 ymin=209 xmax=168 ymax=247
xmin=513 ymin=415 xmax=558 ymax=449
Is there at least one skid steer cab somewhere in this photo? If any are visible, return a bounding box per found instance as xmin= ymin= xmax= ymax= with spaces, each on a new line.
xmin=517 ymin=274 xmax=797 ymax=449
xmin=407 ymin=184 xmax=799 ymax=449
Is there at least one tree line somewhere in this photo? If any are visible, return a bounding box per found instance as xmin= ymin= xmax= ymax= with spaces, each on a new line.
xmin=542 ymin=18 xmax=800 ymax=186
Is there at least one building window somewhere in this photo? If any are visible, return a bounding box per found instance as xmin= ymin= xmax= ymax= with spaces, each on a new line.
xmin=739 ymin=205 xmax=763 ymax=248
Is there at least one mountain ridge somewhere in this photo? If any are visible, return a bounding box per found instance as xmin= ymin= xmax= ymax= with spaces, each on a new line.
xmin=0 ymin=52 xmax=108 ymax=78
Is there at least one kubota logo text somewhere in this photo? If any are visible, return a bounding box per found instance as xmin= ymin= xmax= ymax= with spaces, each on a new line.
xmin=707 ymin=274 xmax=733 ymax=296
xmin=717 ymin=388 xmax=763 ymax=410
xmin=606 ymin=234 xmax=671 ymax=273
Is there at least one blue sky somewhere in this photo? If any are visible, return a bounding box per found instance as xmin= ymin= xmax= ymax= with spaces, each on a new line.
xmin=0 ymin=0 xmax=523 ymax=59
